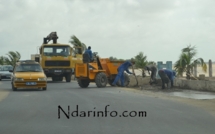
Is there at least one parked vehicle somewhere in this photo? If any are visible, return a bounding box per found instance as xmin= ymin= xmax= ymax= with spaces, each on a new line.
xmin=0 ymin=65 xmax=13 ymax=81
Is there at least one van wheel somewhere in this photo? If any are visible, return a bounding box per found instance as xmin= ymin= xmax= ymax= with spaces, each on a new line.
xmin=12 ymin=83 xmax=17 ymax=91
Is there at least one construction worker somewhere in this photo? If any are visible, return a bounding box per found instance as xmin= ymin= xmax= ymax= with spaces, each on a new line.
xmin=112 ymin=61 xmax=135 ymax=87
xmin=145 ymin=64 xmax=157 ymax=85
xmin=158 ymin=69 xmax=176 ymax=89
xmin=84 ymin=46 xmax=93 ymax=62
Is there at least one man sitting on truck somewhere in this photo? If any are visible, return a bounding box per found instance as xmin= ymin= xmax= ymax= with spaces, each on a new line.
xmin=84 ymin=46 xmax=93 ymax=62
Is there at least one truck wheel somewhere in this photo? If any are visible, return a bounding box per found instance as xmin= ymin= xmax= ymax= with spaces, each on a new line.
xmin=52 ymin=77 xmax=56 ymax=81
xmin=116 ymin=73 xmax=130 ymax=87
xmin=95 ymin=72 xmax=107 ymax=88
xmin=59 ymin=77 xmax=63 ymax=81
xmin=65 ymin=74 xmax=71 ymax=82
xmin=78 ymin=79 xmax=90 ymax=88
xmin=42 ymin=87 xmax=47 ymax=90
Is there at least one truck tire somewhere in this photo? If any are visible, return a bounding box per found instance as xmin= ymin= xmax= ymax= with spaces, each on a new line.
xmin=116 ymin=73 xmax=130 ymax=87
xmin=42 ymin=87 xmax=47 ymax=90
xmin=95 ymin=72 xmax=107 ymax=88
xmin=65 ymin=74 xmax=71 ymax=82
xmin=78 ymin=79 xmax=90 ymax=88
xmin=52 ymin=77 xmax=63 ymax=81
xmin=52 ymin=77 xmax=56 ymax=81
xmin=59 ymin=77 xmax=63 ymax=81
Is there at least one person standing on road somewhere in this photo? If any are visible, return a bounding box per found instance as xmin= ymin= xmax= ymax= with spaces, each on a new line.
xmin=158 ymin=69 xmax=176 ymax=89
xmin=112 ymin=61 xmax=135 ymax=87
xmin=145 ymin=64 xmax=157 ymax=85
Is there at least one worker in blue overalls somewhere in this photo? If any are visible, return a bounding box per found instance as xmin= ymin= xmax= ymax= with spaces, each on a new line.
xmin=112 ymin=61 xmax=135 ymax=87
xmin=158 ymin=69 xmax=176 ymax=89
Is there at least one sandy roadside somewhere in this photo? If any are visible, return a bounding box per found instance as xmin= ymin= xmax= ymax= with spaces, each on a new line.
xmin=0 ymin=91 xmax=9 ymax=102
xmin=122 ymin=85 xmax=215 ymax=117
xmin=0 ymin=82 xmax=10 ymax=102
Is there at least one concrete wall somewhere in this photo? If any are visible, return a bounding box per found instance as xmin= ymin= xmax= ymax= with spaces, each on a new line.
xmin=127 ymin=75 xmax=162 ymax=87
xmin=174 ymin=78 xmax=215 ymax=92
xmin=127 ymin=75 xmax=215 ymax=92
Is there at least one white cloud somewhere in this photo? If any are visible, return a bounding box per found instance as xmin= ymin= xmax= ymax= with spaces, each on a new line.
xmin=0 ymin=0 xmax=214 ymax=63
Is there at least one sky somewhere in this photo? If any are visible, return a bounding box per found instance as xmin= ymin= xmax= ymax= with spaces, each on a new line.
xmin=0 ymin=0 xmax=214 ymax=63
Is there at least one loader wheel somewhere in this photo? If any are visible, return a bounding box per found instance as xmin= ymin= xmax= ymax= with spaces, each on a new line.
xmin=78 ymin=79 xmax=90 ymax=88
xmin=65 ymin=74 xmax=71 ymax=82
xmin=95 ymin=72 xmax=107 ymax=88
xmin=116 ymin=73 xmax=130 ymax=87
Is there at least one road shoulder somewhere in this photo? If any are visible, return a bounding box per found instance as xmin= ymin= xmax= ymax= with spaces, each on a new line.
xmin=122 ymin=85 xmax=215 ymax=117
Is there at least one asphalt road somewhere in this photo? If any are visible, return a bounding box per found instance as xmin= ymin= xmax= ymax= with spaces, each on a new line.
xmin=0 ymin=79 xmax=215 ymax=134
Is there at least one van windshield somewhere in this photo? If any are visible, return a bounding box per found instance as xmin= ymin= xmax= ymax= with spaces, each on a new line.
xmin=15 ymin=64 xmax=43 ymax=72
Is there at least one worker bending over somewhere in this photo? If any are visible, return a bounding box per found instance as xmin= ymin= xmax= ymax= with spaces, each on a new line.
xmin=112 ymin=61 xmax=135 ymax=87
xmin=158 ymin=69 xmax=176 ymax=89
xmin=145 ymin=64 xmax=157 ymax=85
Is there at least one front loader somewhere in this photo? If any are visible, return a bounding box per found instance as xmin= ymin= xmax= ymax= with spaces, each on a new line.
xmin=75 ymin=53 xmax=130 ymax=88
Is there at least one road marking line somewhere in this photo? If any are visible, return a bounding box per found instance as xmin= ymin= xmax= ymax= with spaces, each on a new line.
xmin=0 ymin=90 xmax=9 ymax=102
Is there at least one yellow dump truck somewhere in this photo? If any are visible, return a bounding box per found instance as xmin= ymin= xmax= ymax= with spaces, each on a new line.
xmin=75 ymin=54 xmax=130 ymax=88
xmin=34 ymin=32 xmax=83 ymax=82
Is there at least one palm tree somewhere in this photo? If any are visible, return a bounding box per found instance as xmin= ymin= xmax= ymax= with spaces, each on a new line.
xmin=4 ymin=51 xmax=21 ymax=67
xmin=69 ymin=35 xmax=87 ymax=54
xmin=134 ymin=52 xmax=148 ymax=77
xmin=0 ymin=56 xmax=6 ymax=65
xmin=109 ymin=56 xmax=117 ymax=61
xmin=174 ymin=45 xmax=207 ymax=79
xmin=148 ymin=61 xmax=156 ymax=65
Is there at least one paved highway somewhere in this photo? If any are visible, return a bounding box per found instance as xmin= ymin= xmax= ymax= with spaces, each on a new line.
xmin=0 ymin=79 xmax=215 ymax=134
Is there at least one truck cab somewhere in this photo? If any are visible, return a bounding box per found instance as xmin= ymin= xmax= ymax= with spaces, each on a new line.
xmin=35 ymin=32 xmax=83 ymax=82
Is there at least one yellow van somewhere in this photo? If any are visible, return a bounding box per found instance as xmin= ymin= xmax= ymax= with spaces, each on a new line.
xmin=10 ymin=60 xmax=47 ymax=91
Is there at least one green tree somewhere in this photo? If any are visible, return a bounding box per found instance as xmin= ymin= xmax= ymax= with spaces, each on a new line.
xmin=174 ymin=45 xmax=207 ymax=79
xmin=134 ymin=52 xmax=148 ymax=77
xmin=0 ymin=56 xmax=6 ymax=65
xmin=109 ymin=56 xmax=117 ymax=61
xmin=147 ymin=61 xmax=156 ymax=65
xmin=69 ymin=35 xmax=87 ymax=54
xmin=4 ymin=51 xmax=21 ymax=66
